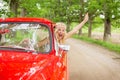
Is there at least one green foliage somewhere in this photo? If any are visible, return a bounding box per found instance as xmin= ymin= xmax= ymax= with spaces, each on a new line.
xmin=19 ymin=0 xmax=41 ymax=17
xmin=88 ymin=0 xmax=100 ymax=13
xmin=98 ymin=0 xmax=120 ymax=20
xmin=0 ymin=0 xmax=8 ymax=17
xmin=1 ymin=0 xmax=120 ymax=36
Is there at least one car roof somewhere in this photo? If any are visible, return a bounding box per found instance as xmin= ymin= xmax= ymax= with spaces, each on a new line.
xmin=0 ymin=17 xmax=54 ymax=28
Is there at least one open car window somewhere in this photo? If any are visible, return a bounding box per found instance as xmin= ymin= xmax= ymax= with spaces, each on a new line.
xmin=0 ymin=22 xmax=51 ymax=53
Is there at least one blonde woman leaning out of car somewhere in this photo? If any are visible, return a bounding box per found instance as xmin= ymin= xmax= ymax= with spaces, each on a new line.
xmin=37 ymin=13 xmax=89 ymax=47
xmin=55 ymin=13 xmax=89 ymax=45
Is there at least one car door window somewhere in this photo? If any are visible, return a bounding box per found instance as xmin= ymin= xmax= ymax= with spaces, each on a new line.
xmin=0 ymin=23 xmax=51 ymax=53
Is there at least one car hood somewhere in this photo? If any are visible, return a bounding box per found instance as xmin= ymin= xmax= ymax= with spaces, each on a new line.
xmin=0 ymin=50 xmax=60 ymax=80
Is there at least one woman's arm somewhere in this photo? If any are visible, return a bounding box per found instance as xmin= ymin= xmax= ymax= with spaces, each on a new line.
xmin=65 ymin=13 xmax=89 ymax=39
xmin=37 ymin=37 xmax=49 ymax=47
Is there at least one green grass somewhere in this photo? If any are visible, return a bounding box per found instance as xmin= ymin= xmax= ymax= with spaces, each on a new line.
xmin=73 ymin=35 xmax=120 ymax=54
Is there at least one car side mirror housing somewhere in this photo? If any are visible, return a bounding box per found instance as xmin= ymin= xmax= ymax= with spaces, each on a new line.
xmin=59 ymin=45 xmax=70 ymax=51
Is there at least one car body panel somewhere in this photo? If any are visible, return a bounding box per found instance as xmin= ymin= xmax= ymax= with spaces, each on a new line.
xmin=0 ymin=18 xmax=68 ymax=80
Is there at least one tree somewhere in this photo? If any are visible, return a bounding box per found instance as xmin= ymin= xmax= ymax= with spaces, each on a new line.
xmin=3 ymin=0 xmax=19 ymax=17
xmin=98 ymin=0 xmax=120 ymax=41
xmin=87 ymin=0 xmax=101 ymax=37
xmin=3 ymin=0 xmax=45 ymax=17
xmin=0 ymin=0 xmax=9 ymax=18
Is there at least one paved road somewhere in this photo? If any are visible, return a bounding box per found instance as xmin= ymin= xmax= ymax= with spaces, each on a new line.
xmin=66 ymin=38 xmax=120 ymax=80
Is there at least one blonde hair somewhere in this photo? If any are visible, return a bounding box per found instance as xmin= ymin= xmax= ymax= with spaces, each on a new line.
xmin=55 ymin=22 xmax=67 ymax=44
xmin=55 ymin=22 xmax=66 ymax=29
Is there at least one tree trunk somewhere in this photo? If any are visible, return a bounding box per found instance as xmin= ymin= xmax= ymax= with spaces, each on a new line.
xmin=10 ymin=0 xmax=19 ymax=17
xmin=78 ymin=13 xmax=83 ymax=35
xmin=78 ymin=0 xmax=84 ymax=35
xmin=20 ymin=8 xmax=27 ymax=17
xmin=66 ymin=0 xmax=71 ymax=32
xmin=88 ymin=19 xmax=92 ymax=37
xmin=103 ymin=17 xmax=111 ymax=41
xmin=103 ymin=0 xmax=111 ymax=41
xmin=66 ymin=17 xmax=71 ymax=32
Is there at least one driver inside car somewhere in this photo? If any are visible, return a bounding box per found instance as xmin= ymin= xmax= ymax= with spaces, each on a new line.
xmin=18 ymin=38 xmax=34 ymax=50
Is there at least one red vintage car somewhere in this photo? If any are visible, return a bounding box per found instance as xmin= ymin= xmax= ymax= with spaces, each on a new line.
xmin=0 ymin=18 xmax=69 ymax=80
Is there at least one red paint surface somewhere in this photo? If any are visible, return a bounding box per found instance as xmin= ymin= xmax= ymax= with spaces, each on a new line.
xmin=0 ymin=18 xmax=67 ymax=80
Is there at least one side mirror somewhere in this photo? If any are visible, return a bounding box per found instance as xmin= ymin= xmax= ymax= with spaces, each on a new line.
xmin=59 ymin=45 xmax=70 ymax=51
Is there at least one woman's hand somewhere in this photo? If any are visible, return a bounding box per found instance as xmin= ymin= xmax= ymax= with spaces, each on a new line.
xmin=83 ymin=13 xmax=89 ymax=22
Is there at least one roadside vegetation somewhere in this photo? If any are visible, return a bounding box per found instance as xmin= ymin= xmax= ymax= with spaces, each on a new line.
xmin=72 ymin=26 xmax=120 ymax=54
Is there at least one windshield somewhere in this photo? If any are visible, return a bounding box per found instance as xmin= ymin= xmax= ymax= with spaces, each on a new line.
xmin=0 ymin=22 xmax=51 ymax=53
